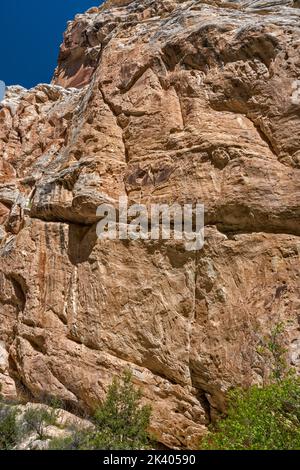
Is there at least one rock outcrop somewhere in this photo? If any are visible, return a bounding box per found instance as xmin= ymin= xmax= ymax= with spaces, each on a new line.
xmin=0 ymin=0 xmax=300 ymax=448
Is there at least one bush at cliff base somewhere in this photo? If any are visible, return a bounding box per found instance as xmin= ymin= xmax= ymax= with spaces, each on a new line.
xmin=0 ymin=404 xmax=19 ymax=450
xmin=201 ymin=376 xmax=300 ymax=450
xmin=50 ymin=369 xmax=152 ymax=450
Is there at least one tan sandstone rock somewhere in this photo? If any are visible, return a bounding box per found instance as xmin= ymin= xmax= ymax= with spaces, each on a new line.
xmin=0 ymin=0 xmax=300 ymax=448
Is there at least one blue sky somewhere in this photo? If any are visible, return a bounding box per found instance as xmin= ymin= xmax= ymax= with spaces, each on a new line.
xmin=0 ymin=1 xmax=104 ymax=89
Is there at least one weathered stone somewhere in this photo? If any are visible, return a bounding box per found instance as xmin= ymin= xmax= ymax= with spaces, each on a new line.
xmin=0 ymin=0 xmax=300 ymax=448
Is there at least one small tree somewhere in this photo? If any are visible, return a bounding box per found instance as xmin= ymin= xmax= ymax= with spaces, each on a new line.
xmin=85 ymin=369 xmax=152 ymax=450
xmin=201 ymin=322 xmax=300 ymax=450
xmin=201 ymin=376 xmax=300 ymax=450
xmin=49 ymin=369 xmax=152 ymax=450
xmin=256 ymin=322 xmax=288 ymax=382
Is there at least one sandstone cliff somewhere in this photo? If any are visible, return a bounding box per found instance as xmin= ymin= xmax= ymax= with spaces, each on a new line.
xmin=0 ymin=0 xmax=300 ymax=448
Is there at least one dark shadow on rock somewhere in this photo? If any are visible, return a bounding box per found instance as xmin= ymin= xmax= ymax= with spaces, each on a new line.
xmin=67 ymin=223 xmax=98 ymax=265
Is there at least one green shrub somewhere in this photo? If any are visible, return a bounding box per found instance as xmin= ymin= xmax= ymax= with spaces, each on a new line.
xmin=23 ymin=406 xmax=58 ymax=440
xmin=49 ymin=369 xmax=152 ymax=450
xmin=89 ymin=369 xmax=151 ymax=449
xmin=256 ymin=322 xmax=288 ymax=381
xmin=48 ymin=430 xmax=88 ymax=450
xmin=201 ymin=376 xmax=300 ymax=450
xmin=0 ymin=405 xmax=19 ymax=450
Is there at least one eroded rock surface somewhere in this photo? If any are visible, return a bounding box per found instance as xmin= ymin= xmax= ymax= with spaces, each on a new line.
xmin=0 ymin=0 xmax=300 ymax=448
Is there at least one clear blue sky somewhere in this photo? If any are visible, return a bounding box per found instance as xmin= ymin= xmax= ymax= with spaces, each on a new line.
xmin=0 ymin=1 xmax=104 ymax=89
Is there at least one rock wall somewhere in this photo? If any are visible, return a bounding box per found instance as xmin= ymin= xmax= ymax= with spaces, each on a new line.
xmin=0 ymin=0 xmax=300 ymax=448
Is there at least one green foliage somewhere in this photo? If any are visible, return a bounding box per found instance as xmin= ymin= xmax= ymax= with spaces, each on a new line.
xmin=23 ymin=406 xmax=58 ymax=440
xmin=89 ymin=369 xmax=151 ymax=449
xmin=201 ymin=322 xmax=300 ymax=450
xmin=49 ymin=369 xmax=152 ymax=450
xmin=1 ymin=370 xmax=151 ymax=450
xmin=267 ymin=322 xmax=288 ymax=381
xmin=257 ymin=322 xmax=288 ymax=381
xmin=201 ymin=376 xmax=300 ymax=450
xmin=48 ymin=430 xmax=88 ymax=450
xmin=0 ymin=404 xmax=19 ymax=450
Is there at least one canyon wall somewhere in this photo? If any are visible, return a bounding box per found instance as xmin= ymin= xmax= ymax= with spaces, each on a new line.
xmin=0 ymin=0 xmax=300 ymax=448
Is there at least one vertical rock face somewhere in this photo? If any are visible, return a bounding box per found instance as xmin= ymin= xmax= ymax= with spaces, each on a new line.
xmin=0 ymin=0 xmax=300 ymax=448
